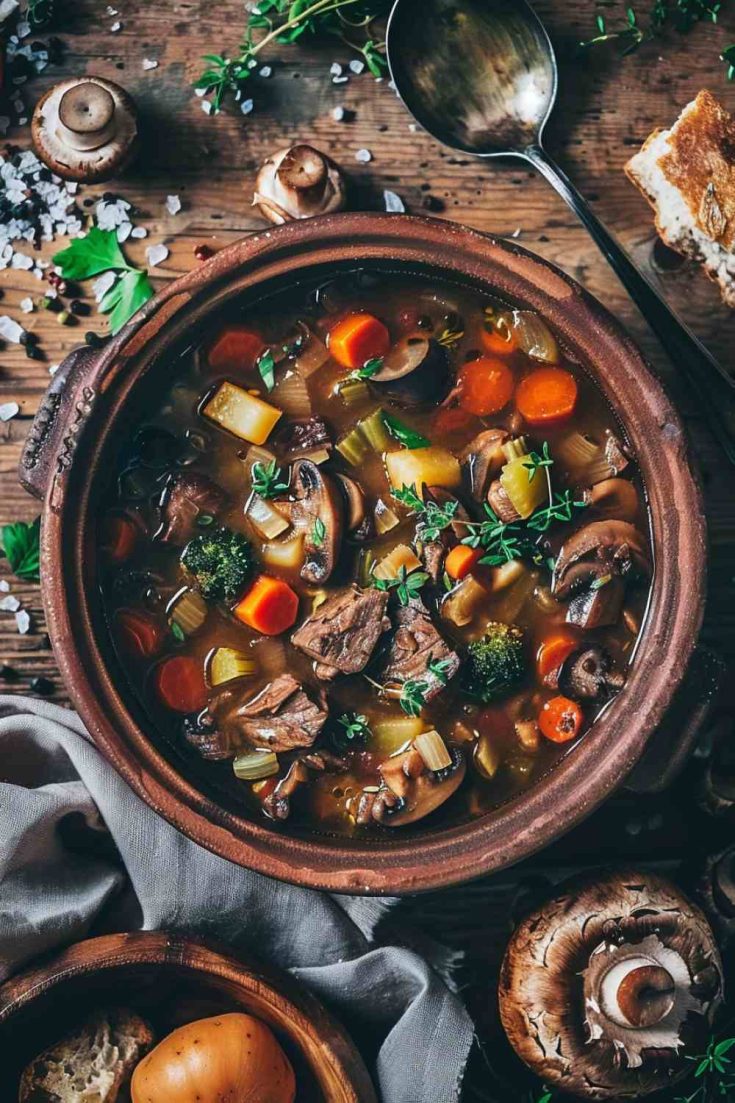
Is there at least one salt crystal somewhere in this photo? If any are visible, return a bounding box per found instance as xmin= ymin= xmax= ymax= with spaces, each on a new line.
xmin=0 ymin=580 xmax=9 ymax=592
xmin=0 ymin=315 xmax=24 ymax=342
xmin=354 ymin=148 xmax=372 ymax=163
xmin=117 ymin=221 xmax=133 ymax=243
xmin=195 ymin=87 xmax=206 ymax=98
xmin=349 ymin=59 xmax=365 ymax=74
xmin=0 ymin=401 xmax=19 ymax=420
xmin=105 ymin=4 xmax=118 ymax=12
xmin=11 ymin=251 xmax=33 ymax=269
xmin=16 ymin=18 xmax=29 ymax=37
xmin=110 ymin=20 xmax=122 ymax=31
xmin=201 ymin=100 xmax=214 ymax=116
xmin=146 ymin=243 xmax=169 ymax=267
xmin=142 ymin=58 xmax=158 ymax=70
xmin=165 ymin=194 xmax=181 ymax=215
xmin=1 ymin=595 xmax=20 ymax=612
xmin=332 ymin=76 xmax=348 ymax=84
xmin=330 ymin=62 xmax=343 ymax=76
xmin=48 ymin=363 xmax=60 ymax=376
xmin=511 ymin=227 xmax=522 ymax=239
xmin=130 ymin=226 xmax=148 ymax=239
xmin=19 ymin=296 xmax=34 ymax=313
xmin=15 ymin=609 xmax=30 ymax=634
xmin=383 ymin=190 xmax=405 ymax=213
xmin=259 ymin=65 xmax=272 ymax=78
xmin=93 ymin=271 xmax=117 ymax=302
xmin=332 ymin=106 xmax=346 ymax=122
xmin=240 ymin=99 xmax=254 ymax=115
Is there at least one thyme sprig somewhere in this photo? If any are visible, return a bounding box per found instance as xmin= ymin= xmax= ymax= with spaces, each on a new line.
xmin=334 ymin=712 xmax=372 ymax=748
xmin=580 ymin=0 xmax=725 ymax=60
xmin=251 ymin=459 xmax=290 ymax=499
xmin=373 ymin=564 xmax=430 ymax=605
xmin=195 ymin=0 xmax=389 ymax=114
xmin=398 ymin=657 xmax=453 ymax=715
xmin=391 ymin=483 xmax=459 ymax=542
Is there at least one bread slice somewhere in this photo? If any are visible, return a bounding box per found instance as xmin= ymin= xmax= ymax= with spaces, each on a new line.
xmin=625 ymin=89 xmax=735 ymax=306
xmin=18 ymin=1008 xmax=154 ymax=1103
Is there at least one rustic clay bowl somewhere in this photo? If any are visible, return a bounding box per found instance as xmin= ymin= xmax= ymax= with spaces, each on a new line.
xmin=0 ymin=931 xmax=376 ymax=1101
xmin=20 ymin=213 xmax=708 ymax=894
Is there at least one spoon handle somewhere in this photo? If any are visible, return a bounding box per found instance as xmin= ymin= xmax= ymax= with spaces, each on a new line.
xmin=525 ymin=144 xmax=735 ymax=465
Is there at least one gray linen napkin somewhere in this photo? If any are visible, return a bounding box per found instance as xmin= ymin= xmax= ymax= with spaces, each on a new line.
xmin=0 ymin=695 xmax=473 ymax=1102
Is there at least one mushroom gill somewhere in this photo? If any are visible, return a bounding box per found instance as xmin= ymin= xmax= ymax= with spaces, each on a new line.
xmin=498 ymin=868 xmax=723 ymax=1099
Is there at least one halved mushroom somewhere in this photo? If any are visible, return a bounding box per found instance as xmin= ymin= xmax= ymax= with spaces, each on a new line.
xmin=273 ymin=459 xmax=344 ymax=584
xmin=336 ymin=473 xmax=371 ymax=540
xmin=552 ymin=520 xmax=651 ymax=628
xmin=254 ymin=144 xmax=346 ymax=225
xmin=499 ymin=868 xmax=723 ymax=1099
xmin=369 ymin=335 xmax=451 ymax=408
xmin=559 ymin=645 xmax=626 ymax=702
xmin=156 ymin=472 xmax=227 ymax=545
xmin=582 ymin=478 xmax=639 ymax=522
xmin=263 ymin=748 xmax=347 ymax=821
xmin=353 ymin=743 xmax=466 ymax=827
xmin=461 ymin=428 xmax=510 ymax=502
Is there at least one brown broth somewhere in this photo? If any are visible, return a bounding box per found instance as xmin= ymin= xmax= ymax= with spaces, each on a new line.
xmin=98 ymin=270 xmax=652 ymax=837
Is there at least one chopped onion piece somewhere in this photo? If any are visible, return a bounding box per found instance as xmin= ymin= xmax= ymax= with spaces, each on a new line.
xmin=440 ymin=575 xmax=487 ymax=627
xmin=414 ymin=730 xmax=452 ymax=772
xmin=271 ymin=369 xmax=312 ymax=418
xmin=372 ymin=715 xmax=425 ymax=754
xmin=374 ymin=498 xmax=401 ymax=535
xmin=512 ymin=310 xmax=559 ymax=363
xmin=233 ymin=750 xmax=280 ymax=781
xmin=262 ymin=534 xmax=304 ymax=570
xmin=168 ymin=588 xmax=208 ymax=636
xmin=247 ymin=495 xmax=290 ymax=539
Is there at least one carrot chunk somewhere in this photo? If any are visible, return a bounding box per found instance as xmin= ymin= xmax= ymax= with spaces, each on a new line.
xmin=536 ymin=633 xmax=578 ymax=687
xmin=234 ymin=575 xmax=299 ymax=635
xmin=457 ymin=357 xmax=514 ymax=416
xmin=538 ymin=695 xmax=583 ymax=743
xmin=516 ymin=367 xmax=578 ymax=427
xmin=154 ymin=655 xmax=208 ymax=713
xmin=445 ymin=545 xmax=483 ymax=580
xmin=116 ymin=609 xmax=164 ymax=659
xmin=207 ymin=325 xmax=264 ymax=373
xmin=481 ymin=323 xmax=518 ymax=357
xmin=100 ymin=513 xmax=138 ymax=564
xmin=328 ymin=312 xmax=390 ymax=370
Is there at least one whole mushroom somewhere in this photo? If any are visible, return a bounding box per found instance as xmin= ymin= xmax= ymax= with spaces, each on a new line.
xmin=254 ymin=144 xmax=346 ymax=224
xmin=32 ymin=76 xmax=138 ymax=182
xmin=499 ymin=868 xmax=723 ymax=1099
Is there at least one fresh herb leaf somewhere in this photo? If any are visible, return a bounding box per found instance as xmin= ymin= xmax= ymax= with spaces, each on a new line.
xmin=722 ymin=43 xmax=735 ymax=78
xmin=356 ymin=356 xmax=383 ymax=379
xmin=391 ymin=482 xmax=424 ymax=513
xmin=522 ymin=440 xmax=554 ymax=482
xmin=197 ymin=513 xmax=215 ymax=527
xmin=99 ymin=269 xmax=155 ymax=335
xmin=257 ymin=349 xmax=276 ymax=391
xmin=399 ymin=676 xmax=429 ymax=717
xmin=251 ymin=459 xmax=290 ymax=499
xmin=382 ymin=412 xmax=431 ymax=449
xmin=170 ymin=620 xmax=186 ymax=643
xmin=390 ymin=483 xmax=459 ymax=542
xmin=437 ymin=326 xmax=464 ymax=348
xmin=373 ymin=565 xmax=429 ymax=605
xmin=428 ymin=657 xmax=453 ymax=685
xmin=0 ymin=517 xmax=40 ymax=582
xmin=580 ymin=0 xmax=724 ymax=59
xmin=334 ymin=711 xmax=371 ymax=748
xmin=361 ymin=38 xmax=388 ymax=76
xmin=312 ymin=517 xmax=327 ymax=547
xmin=525 ymin=490 xmax=588 ymax=533
xmin=53 ymin=226 xmax=129 ymax=281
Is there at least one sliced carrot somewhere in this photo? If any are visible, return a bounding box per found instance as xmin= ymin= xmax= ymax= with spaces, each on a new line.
xmin=154 ymin=655 xmax=208 ymax=713
xmin=516 ymin=367 xmax=578 ymax=427
xmin=457 ymin=357 xmax=515 ymax=416
xmin=207 ymin=325 xmax=264 ymax=373
xmin=116 ymin=609 xmax=164 ymax=659
xmin=234 ymin=575 xmax=299 ymax=636
xmin=538 ymin=695 xmax=583 ymax=743
xmin=481 ymin=322 xmax=518 ymax=357
xmin=536 ymin=633 xmax=578 ymax=687
xmin=328 ymin=312 xmax=390 ymax=370
xmin=445 ymin=544 xmax=483 ymax=581
xmin=100 ymin=513 xmax=138 ymax=564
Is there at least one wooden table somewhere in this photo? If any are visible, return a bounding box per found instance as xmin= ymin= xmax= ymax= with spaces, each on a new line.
xmin=1 ymin=2 xmax=734 ymax=1099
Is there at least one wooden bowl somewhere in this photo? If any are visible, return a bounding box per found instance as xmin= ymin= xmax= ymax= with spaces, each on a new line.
xmin=0 ymin=932 xmax=376 ymax=1102
xmin=19 ymin=214 xmax=708 ymax=894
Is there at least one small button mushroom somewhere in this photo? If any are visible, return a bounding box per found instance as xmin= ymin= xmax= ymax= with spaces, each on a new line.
xmin=583 ymin=477 xmax=639 ymax=522
xmin=357 ymin=741 xmax=466 ymax=827
xmin=487 ymin=478 xmax=521 ymax=523
xmin=499 ymin=868 xmax=724 ymax=1099
xmin=254 ymin=144 xmax=347 ymax=224
xmin=559 ymin=645 xmax=626 ymax=702
xmin=369 ymin=335 xmax=452 ymax=408
xmin=32 ymin=77 xmax=138 ymax=182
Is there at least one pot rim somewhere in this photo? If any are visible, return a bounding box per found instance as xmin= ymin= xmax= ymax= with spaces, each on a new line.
xmin=39 ymin=213 xmax=706 ymax=894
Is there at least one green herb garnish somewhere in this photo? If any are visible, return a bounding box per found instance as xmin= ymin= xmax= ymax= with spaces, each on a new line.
xmin=356 ymin=357 xmax=384 ymax=380
xmin=257 ymin=349 xmax=276 ymax=392
xmin=0 ymin=518 xmax=41 ymax=582
xmin=391 ymin=483 xmax=459 ymax=542
xmin=428 ymin=657 xmax=453 ymax=685
xmin=525 ymin=490 xmax=588 ymax=533
xmin=722 ymin=43 xmax=735 ymax=78
xmin=251 ymin=459 xmax=289 ymax=499
xmin=197 ymin=513 xmax=215 ymax=527
xmin=311 ymin=517 xmax=327 ymax=547
xmin=53 ymin=227 xmax=154 ymax=335
xmin=399 ymin=677 xmax=429 ymax=717
xmin=373 ymin=565 xmax=429 ymax=606
xmin=522 ymin=441 xmax=554 ymax=482
xmin=170 ymin=620 xmax=186 ymax=643
xmin=580 ymin=0 xmax=725 ymax=64
xmin=382 ymin=412 xmax=431 ymax=449
xmin=437 ymin=326 xmax=464 ymax=348
xmin=334 ymin=712 xmax=372 ymax=748
xmin=675 ymin=1033 xmax=735 ymax=1101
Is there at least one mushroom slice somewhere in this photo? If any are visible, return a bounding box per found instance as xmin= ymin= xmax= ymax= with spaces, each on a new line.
xmin=336 ymin=473 xmax=371 ymax=539
xmin=370 ymin=336 xmax=452 ymax=407
xmin=552 ymin=520 xmax=651 ymax=601
xmin=499 ymin=868 xmax=723 ymax=1098
xmin=254 ymin=144 xmax=346 ymax=225
xmin=582 ymin=478 xmax=639 ymax=522
xmin=559 ymin=645 xmax=625 ymax=702
xmin=461 ymin=428 xmax=510 ymax=502
xmin=487 ymin=478 xmax=522 ymax=523
xmin=566 ymin=577 xmax=625 ymax=629
xmin=274 ymin=459 xmax=344 ymax=584
xmin=354 ymin=743 xmax=466 ymax=827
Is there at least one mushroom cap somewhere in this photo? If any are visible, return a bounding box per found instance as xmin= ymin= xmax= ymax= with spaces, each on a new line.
xmin=31 ymin=76 xmax=138 ymax=183
xmin=499 ymin=868 xmax=723 ymax=1099
xmin=254 ymin=144 xmax=346 ymax=225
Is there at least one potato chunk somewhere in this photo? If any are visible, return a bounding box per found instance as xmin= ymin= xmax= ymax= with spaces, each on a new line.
xmin=385 ymin=446 xmax=461 ymax=496
xmin=203 ymin=381 xmax=281 ymax=445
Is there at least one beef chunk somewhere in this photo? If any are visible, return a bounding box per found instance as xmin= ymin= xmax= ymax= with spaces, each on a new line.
xmin=209 ymin=673 xmax=327 ymax=752
xmin=372 ymin=597 xmax=460 ymax=703
xmin=291 ymin=585 xmax=390 ymax=680
xmin=157 ymin=472 xmax=227 ymax=545
xmin=182 ymin=711 xmax=233 ymax=760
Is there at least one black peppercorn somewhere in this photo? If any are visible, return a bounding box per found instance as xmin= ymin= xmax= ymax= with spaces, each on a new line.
xmin=0 ymin=663 xmax=19 ymax=682
xmin=84 ymin=331 xmax=105 ymax=348
xmin=30 ymin=676 xmax=54 ymax=696
xmin=70 ymin=299 xmax=90 ymax=316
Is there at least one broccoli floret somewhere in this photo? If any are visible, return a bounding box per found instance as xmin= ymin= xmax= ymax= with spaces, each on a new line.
xmin=181 ymin=526 xmax=252 ymax=602
xmin=461 ymin=621 xmax=525 ymax=703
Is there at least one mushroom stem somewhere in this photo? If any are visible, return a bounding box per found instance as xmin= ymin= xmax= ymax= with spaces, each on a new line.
xmin=57 ymin=81 xmax=116 ymax=151
xmin=601 ymin=958 xmax=676 ymax=1028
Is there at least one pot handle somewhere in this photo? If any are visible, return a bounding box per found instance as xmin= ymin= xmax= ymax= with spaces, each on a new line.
xmin=624 ymin=647 xmax=724 ymax=794
xmin=19 ymin=344 xmax=103 ymax=502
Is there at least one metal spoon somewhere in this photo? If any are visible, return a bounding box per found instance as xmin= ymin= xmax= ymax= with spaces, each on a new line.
xmin=386 ymin=0 xmax=735 ymax=463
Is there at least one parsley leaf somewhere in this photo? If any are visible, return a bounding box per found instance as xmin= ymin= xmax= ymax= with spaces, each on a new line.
xmin=251 ymin=459 xmax=290 ymax=499
xmin=373 ymin=565 xmax=429 ymax=606
xmin=333 ymin=712 xmax=372 ymax=749
xmin=356 ymin=357 xmax=384 ymax=380
xmin=52 ymin=226 xmax=128 ymax=281
xmin=382 ymin=412 xmax=431 ymax=449
xmin=99 ymin=269 xmax=155 ymax=335
xmin=399 ymin=677 xmax=428 ymax=717
xmin=312 ymin=517 xmax=327 ymax=547
xmin=1 ymin=517 xmax=41 ymax=582
xmin=258 ymin=349 xmax=276 ymax=392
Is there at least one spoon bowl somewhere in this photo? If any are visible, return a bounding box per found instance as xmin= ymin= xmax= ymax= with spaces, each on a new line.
xmin=387 ymin=0 xmax=556 ymax=156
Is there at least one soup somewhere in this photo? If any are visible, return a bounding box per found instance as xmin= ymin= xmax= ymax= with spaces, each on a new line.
xmin=98 ymin=271 xmax=652 ymax=835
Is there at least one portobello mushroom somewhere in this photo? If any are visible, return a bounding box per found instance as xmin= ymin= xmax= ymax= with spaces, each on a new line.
xmin=274 ymin=459 xmax=344 ymax=584
xmin=582 ymin=477 xmax=639 ymax=522
xmin=369 ymin=335 xmax=451 ymax=407
xmin=354 ymin=743 xmax=466 ymax=827
xmin=552 ymin=520 xmax=651 ymax=628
